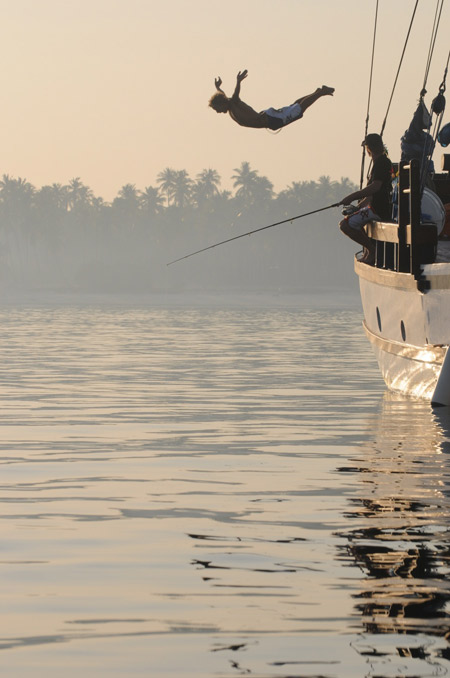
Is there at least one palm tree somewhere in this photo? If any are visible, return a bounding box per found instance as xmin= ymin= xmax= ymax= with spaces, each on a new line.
xmin=140 ymin=186 xmax=164 ymax=215
xmin=231 ymin=162 xmax=274 ymax=210
xmin=67 ymin=177 xmax=93 ymax=211
xmin=317 ymin=175 xmax=338 ymax=205
xmin=36 ymin=183 xmax=69 ymax=213
xmin=157 ymin=167 xmax=177 ymax=206
xmin=117 ymin=183 xmax=139 ymax=205
xmin=0 ymin=175 xmax=36 ymax=275
xmin=112 ymin=184 xmax=140 ymax=228
xmin=171 ymin=170 xmax=193 ymax=209
xmin=252 ymin=175 xmax=274 ymax=203
xmin=338 ymin=177 xmax=358 ymax=195
xmin=91 ymin=195 xmax=106 ymax=212
xmin=286 ymin=180 xmax=318 ymax=204
xmin=35 ymin=186 xmax=59 ymax=217
xmin=192 ymin=168 xmax=221 ymax=207
xmin=50 ymin=183 xmax=69 ymax=211
xmin=231 ymin=161 xmax=258 ymax=204
xmin=217 ymin=189 xmax=232 ymax=202
xmin=0 ymin=175 xmax=35 ymax=206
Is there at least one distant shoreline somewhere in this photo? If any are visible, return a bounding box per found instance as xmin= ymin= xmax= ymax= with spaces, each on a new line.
xmin=0 ymin=288 xmax=361 ymax=310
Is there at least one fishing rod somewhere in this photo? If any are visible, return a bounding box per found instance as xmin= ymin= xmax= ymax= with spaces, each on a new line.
xmin=167 ymin=202 xmax=340 ymax=266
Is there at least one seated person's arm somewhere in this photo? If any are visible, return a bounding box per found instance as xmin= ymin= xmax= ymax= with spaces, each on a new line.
xmin=341 ymin=180 xmax=382 ymax=206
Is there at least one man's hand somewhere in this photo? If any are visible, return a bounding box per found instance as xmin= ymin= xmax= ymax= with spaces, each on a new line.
xmin=215 ymin=76 xmax=222 ymax=90
xmin=236 ymin=69 xmax=248 ymax=83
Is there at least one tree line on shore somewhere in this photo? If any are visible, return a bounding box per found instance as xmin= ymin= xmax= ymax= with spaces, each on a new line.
xmin=0 ymin=162 xmax=358 ymax=294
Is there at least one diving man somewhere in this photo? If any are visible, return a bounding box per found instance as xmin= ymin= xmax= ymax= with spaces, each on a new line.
xmin=209 ymin=70 xmax=334 ymax=131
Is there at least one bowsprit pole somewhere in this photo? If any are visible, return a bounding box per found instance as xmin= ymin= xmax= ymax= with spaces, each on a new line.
xmin=167 ymin=202 xmax=340 ymax=266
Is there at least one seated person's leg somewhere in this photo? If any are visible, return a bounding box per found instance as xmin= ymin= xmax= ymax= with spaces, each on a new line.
xmin=339 ymin=209 xmax=376 ymax=264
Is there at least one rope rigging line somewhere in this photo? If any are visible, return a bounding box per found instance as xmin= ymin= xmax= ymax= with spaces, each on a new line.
xmin=440 ymin=48 xmax=450 ymax=92
xmin=360 ymin=0 xmax=379 ymax=189
xmin=380 ymin=0 xmax=420 ymax=138
xmin=420 ymin=48 xmax=449 ymax=190
xmin=167 ymin=202 xmax=340 ymax=266
xmin=421 ymin=0 xmax=445 ymax=98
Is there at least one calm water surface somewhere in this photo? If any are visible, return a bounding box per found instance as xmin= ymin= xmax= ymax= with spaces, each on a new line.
xmin=0 ymin=294 xmax=449 ymax=677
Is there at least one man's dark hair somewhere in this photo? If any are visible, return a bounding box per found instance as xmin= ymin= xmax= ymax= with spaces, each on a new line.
xmin=209 ymin=92 xmax=229 ymax=112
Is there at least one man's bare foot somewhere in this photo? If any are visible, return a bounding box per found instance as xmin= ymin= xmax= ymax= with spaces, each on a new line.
xmin=321 ymin=85 xmax=335 ymax=95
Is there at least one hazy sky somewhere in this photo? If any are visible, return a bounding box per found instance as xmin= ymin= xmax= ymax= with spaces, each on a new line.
xmin=0 ymin=0 xmax=448 ymax=199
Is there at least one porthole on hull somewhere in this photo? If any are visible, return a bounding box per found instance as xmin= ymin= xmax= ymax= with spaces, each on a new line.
xmin=401 ymin=320 xmax=406 ymax=342
xmin=376 ymin=307 xmax=382 ymax=332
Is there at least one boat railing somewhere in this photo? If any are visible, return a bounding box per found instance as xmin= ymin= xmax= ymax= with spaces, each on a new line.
xmin=364 ymin=159 xmax=437 ymax=290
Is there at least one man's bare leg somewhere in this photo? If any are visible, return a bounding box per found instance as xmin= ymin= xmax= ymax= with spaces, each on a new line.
xmin=339 ymin=219 xmax=376 ymax=264
xmin=294 ymin=86 xmax=334 ymax=113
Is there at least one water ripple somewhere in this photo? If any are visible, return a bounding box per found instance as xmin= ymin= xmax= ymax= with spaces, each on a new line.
xmin=0 ymin=299 xmax=448 ymax=677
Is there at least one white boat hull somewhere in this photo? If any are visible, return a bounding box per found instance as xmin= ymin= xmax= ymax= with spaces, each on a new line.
xmin=363 ymin=320 xmax=448 ymax=402
xmin=356 ymin=259 xmax=450 ymax=406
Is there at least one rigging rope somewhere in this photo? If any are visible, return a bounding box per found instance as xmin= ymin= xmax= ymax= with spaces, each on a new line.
xmin=420 ymin=48 xmax=449 ymax=190
xmin=421 ymin=0 xmax=445 ymax=98
xmin=360 ymin=0 xmax=379 ymax=189
xmin=167 ymin=203 xmax=340 ymax=266
xmin=441 ymin=49 xmax=450 ymax=92
xmin=380 ymin=0 xmax=420 ymax=138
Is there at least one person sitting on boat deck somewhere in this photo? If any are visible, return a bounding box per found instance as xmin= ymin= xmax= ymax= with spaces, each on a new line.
xmin=209 ymin=70 xmax=335 ymax=131
xmin=339 ymin=133 xmax=392 ymax=265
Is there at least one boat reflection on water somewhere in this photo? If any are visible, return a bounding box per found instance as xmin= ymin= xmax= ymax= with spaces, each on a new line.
xmin=338 ymin=393 xmax=450 ymax=668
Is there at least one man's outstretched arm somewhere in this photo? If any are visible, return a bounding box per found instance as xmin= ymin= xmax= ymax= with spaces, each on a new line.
xmin=214 ymin=76 xmax=225 ymax=94
xmin=232 ymin=69 xmax=248 ymax=101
